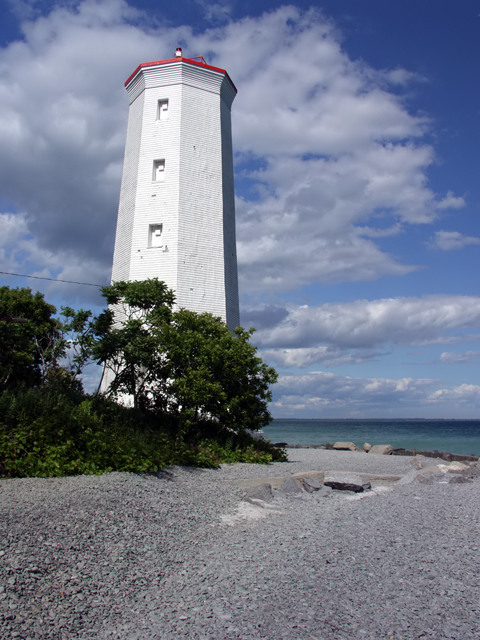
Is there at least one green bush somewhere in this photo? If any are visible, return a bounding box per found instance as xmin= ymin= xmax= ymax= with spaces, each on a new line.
xmin=0 ymin=387 xmax=286 ymax=478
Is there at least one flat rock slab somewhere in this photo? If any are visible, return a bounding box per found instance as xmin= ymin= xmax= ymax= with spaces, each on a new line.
xmin=324 ymin=472 xmax=371 ymax=492
xmin=332 ymin=441 xmax=360 ymax=451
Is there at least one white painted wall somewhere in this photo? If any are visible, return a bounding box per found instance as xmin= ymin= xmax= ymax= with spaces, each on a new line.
xmin=110 ymin=58 xmax=239 ymax=330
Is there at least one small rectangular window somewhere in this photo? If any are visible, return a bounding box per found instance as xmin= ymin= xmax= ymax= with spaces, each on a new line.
xmin=157 ymin=99 xmax=169 ymax=120
xmin=153 ymin=159 xmax=165 ymax=182
xmin=149 ymin=224 xmax=163 ymax=247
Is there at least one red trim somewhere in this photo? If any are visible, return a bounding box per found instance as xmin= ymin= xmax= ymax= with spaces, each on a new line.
xmin=124 ymin=56 xmax=237 ymax=93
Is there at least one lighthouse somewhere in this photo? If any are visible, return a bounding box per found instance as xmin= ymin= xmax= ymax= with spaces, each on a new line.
xmin=110 ymin=48 xmax=239 ymax=329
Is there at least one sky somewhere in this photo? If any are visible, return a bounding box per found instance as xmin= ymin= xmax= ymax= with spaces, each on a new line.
xmin=0 ymin=0 xmax=479 ymax=418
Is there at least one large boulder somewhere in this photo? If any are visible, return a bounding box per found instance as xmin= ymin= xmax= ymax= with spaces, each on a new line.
xmin=368 ymin=444 xmax=393 ymax=455
xmin=332 ymin=441 xmax=359 ymax=451
xmin=278 ymin=477 xmax=303 ymax=494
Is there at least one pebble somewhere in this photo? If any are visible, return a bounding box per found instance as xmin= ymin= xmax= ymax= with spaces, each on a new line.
xmin=1 ymin=452 xmax=479 ymax=639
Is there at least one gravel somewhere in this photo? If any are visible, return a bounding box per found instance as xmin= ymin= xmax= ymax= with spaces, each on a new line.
xmin=1 ymin=449 xmax=479 ymax=640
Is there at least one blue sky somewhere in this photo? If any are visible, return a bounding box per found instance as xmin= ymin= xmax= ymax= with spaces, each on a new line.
xmin=1 ymin=0 xmax=479 ymax=417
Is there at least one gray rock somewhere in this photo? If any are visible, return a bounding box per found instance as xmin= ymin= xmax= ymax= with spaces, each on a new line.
xmin=368 ymin=444 xmax=394 ymax=455
xmin=448 ymin=474 xmax=473 ymax=484
xmin=301 ymin=478 xmax=323 ymax=493
xmin=323 ymin=473 xmax=371 ymax=492
xmin=244 ymin=482 xmax=274 ymax=502
xmin=279 ymin=477 xmax=303 ymax=494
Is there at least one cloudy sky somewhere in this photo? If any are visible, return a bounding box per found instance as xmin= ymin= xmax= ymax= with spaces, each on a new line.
xmin=1 ymin=0 xmax=479 ymax=418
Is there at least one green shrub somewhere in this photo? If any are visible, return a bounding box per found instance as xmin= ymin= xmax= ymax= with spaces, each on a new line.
xmin=0 ymin=387 xmax=285 ymax=478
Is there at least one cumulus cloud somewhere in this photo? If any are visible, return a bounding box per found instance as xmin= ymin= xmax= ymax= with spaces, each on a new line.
xmin=252 ymin=294 xmax=480 ymax=356
xmin=431 ymin=230 xmax=480 ymax=251
xmin=261 ymin=346 xmax=380 ymax=369
xmin=0 ymin=2 xmax=465 ymax=299
xmin=271 ymin=371 xmax=480 ymax=418
xmin=272 ymin=371 xmax=436 ymax=417
xmin=436 ymin=190 xmax=466 ymax=210
xmin=428 ymin=384 xmax=480 ymax=405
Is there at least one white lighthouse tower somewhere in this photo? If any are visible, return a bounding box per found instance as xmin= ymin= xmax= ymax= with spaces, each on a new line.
xmin=110 ymin=48 xmax=239 ymax=329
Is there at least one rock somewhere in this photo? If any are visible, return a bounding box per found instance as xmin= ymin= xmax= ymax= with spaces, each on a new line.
xmin=323 ymin=473 xmax=371 ymax=493
xmin=393 ymin=448 xmax=478 ymax=463
xmin=410 ymin=455 xmax=444 ymax=469
xmin=244 ymin=483 xmax=274 ymax=502
xmin=279 ymin=477 xmax=303 ymax=494
xmin=332 ymin=441 xmax=359 ymax=451
xmin=363 ymin=442 xmax=372 ymax=452
xmin=368 ymin=444 xmax=393 ymax=455
xmin=448 ymin=474 xmax=473 ymax=484
xmin=301 ymin=478 xmax=323 ymax=493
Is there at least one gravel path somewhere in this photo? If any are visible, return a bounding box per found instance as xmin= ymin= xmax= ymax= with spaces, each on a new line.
xmin=1 ymin=450 xmax=479 ymax=639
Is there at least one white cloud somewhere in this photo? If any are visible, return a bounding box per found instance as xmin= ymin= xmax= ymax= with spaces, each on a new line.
xmin=437 ymin=190 xmax=466 ymax=210
xmin=428 ymin=384 xmax=480 ymax=405
xmin=253 ymin=294 xmax=480 ymax=353
xmin=432 ymin=230 xmax=480 ymax=250
xmin=271 ymin=370 xmax=436 ymax=417
xmin=439 ymin=351 xmax=480 ymax=364
xmin=261 ymin=346 xmax=379 ymax=369
xmin=271 ymin=371 xmax=480 ymax=418
xmin=0 ymin=2 xmax=465 ymax=298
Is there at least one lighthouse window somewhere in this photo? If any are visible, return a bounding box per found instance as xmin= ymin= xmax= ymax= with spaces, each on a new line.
xmin=149 ymin=224 xmax=163 ymax=247
xmin=157 ymin=99 xmax=169 ymax=120
xmin=153 ymin=159 xmax=165 ymax=181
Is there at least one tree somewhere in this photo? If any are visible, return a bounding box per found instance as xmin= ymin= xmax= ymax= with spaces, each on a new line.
xmin=93 ymin=279 xmax=175 ymax=410
xmin=0 ymin=286 xmax=63 ymax=389
xmin=158 ymin=309 xmax=277 ymax=438
xmin=59 ymin=307 xmax=97 ymax=382
xmin=94 ymin=279 xmax=277 ymax=437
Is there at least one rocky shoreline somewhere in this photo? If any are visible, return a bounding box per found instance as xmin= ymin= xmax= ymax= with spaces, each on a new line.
xmin=280 ymin=441 xmax=479 ymax=463
xmin=1 ymin=449 xmax=480 ymax=639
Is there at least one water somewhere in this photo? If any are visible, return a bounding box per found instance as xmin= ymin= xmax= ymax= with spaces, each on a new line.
xmin=262 ymin=419 xmax=480 ymax=457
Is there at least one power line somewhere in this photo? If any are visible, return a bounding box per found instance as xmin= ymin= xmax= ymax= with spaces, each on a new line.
xmin=0 ymin=270 xmax=106 ymax=288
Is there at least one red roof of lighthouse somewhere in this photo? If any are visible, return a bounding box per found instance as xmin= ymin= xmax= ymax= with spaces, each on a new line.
xmin=125 ymin=55 xmax=237 ymax=93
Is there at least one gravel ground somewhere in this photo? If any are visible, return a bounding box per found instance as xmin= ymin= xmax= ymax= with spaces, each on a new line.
xmin=1 ymin=449 xmax=479 ymax=640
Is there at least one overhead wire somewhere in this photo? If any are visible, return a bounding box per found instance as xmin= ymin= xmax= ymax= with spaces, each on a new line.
xmin=0 ymin=270 xmax=106 ymax=288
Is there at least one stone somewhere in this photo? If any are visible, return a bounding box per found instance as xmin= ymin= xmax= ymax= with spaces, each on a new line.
xmin=448 ymin=474 xmax=472 ymax=484
xmin=332 ymin=441 xmax=359 ymax=451
xmin=323 ymin=473 xmax=371 ymax=493
xmin=301 ymin=478 xmax=323 ymax=493
xmin=363 ymin=442 xmax=372 ymax=452
xmin=279 ymin=477 xmax=303 ymax=494
xmin=368 ymin=444 xmax=393 ymax=455
xmin=244 ymin=483 xmax=274 ymax=502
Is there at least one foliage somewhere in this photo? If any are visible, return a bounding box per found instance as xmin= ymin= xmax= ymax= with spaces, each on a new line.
xmin=59 ymin=306 xmax=97 ymax=383
xmin=0 ymin=386 xmax=285 ymax=477
xmin=157 ymin=309 xmax=278 ymax=439
xmin=94 ymin=279 xmax=278 ymax=440
xmin=0 ymin=286 xmax=63 ymax=390
xmin=0 ymin=281 xmax=283 ymax=478
xmin=93 ymin=279 xmax=175 ymax=410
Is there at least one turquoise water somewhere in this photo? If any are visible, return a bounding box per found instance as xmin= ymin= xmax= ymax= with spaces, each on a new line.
xmin=262 ymin=419 xmax=480 ymax=456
